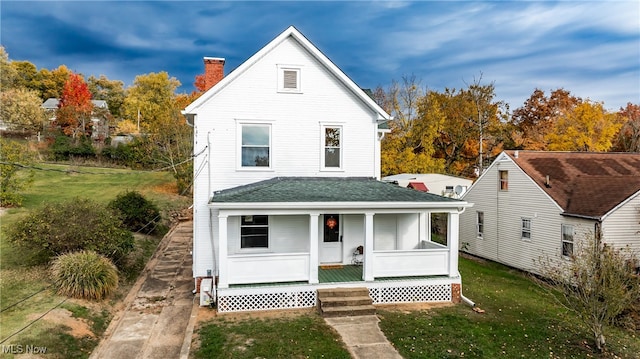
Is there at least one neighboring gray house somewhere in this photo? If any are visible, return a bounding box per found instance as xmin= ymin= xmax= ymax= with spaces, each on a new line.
xmin=42 ymin=98 xmax=110 ymax=139
xmin=460 ymin=150 xmax=640 ymax=273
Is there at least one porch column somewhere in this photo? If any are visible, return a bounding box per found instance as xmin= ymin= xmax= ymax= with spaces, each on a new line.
xmin=218 ymin=214 xmax=229 ymax=288
xmin=419 ymin=212 xmax=428 ymax=244
xmin=447 ymin=211 xmax=460 ymax=277
xmin=363 ymin=212 xmax=374 ymax=281
xmin=309 ymin=213 xmax=319 ymax=284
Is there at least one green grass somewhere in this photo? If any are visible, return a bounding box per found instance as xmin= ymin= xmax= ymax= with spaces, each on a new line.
xmin=193 ymin=313 xmax=351 ymax=359
xmin=379 ymin=257 xmax=640 ymax=358
xmin=0 ymin=163 xmax=189 ymax=358
xmin=193 ymin=257 xmax=639 ymax=359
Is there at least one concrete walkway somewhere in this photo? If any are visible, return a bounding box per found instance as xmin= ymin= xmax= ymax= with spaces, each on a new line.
xmin=325 ymin=315 xmax=403 ymax=359
xmin=90 ymin=221 xmax=196 ymax=359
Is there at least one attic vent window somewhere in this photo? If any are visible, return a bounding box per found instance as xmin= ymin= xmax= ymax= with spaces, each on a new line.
xmin=278 ymin=65 xmax=301 ymax=93
xmin=283 ymin=70 xmax=297 ymax=89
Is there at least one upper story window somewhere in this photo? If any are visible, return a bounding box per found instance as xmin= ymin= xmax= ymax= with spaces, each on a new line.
xmin=521 ymin=217 xmax=532 ymax=240
xmin=240 ymin=215 xmax=269 ymax=249
xmin=561 ymin=224 xmax=574 ymax=257
xmin=499 ymin=170 xmax=509 ymax=191
xmin=277 ymin=65 xmax=301 ymax=93
xmin=476 ymin=211 xmax=484 ymax=239
xmin=240 ymin=124 xmax=271 ymax=168
xmin=322 ymin=125 xmax=342 ymax=169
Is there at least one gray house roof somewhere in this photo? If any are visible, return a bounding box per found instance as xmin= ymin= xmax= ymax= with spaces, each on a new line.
xmin=42 ymin=98 xmax=109 ymax=110
xmin=212 ymin=177 xmax=463 ymax=204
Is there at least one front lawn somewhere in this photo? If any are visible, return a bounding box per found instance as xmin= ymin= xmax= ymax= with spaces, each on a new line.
xmin=193 ymin=257 xmax=640 ymax=358
xmin=379 ymin=257 xmax=640 ymax=358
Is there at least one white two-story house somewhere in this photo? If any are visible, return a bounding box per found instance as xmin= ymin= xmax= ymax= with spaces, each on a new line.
xmin=183 ymin=26 xmax=472 ymax=312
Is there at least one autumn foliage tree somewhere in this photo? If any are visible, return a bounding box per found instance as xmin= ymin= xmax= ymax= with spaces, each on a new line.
xmin=56 ymin=73 xmax=93 ymax=138
xmin=612 ymin=103 xmax=640 ymax=152
xmin=545 ymin=101 xmax=622 ymax=151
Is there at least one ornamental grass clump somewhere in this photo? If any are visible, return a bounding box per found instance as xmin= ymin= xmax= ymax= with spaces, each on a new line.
xmin=52 ymin=251 xmax=119 ymax=300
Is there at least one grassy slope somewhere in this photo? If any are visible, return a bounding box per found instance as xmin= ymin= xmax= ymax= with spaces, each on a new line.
xmin=379 ymin=257 xmax=640 ymax=358
xmin=0 ymin=164 xmax=190 ymax=358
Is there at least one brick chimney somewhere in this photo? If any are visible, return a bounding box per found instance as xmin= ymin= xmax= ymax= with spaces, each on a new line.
xmin=203 ymin=57 xmax=225 ymax=91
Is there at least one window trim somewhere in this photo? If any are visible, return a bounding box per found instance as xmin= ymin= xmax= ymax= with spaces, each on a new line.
xmin=240 ymin=215 xmax=269 ymax=250
xmin=320 ymin=124 xmax=343 ymax=171
xmin=499 ymin=170 xmax=509 ymax=191
xmin=476 ymin=211 xmax=484 ymax=239
xmin=237 ymin=122 xmax=272 ymax=170
xmin=561 ymin=224 xmax=574 ymax=258
xmin=521 ymin=217 xmax=532 ymax=241
xmin=277 ymin=65 xmax=302 ymax=93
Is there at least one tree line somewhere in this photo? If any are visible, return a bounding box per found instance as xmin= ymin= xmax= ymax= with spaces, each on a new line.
xmin=0 ymin=47 xmax=202 ymax=204
xmin=375 ymin=75 xmax=639 ymax=178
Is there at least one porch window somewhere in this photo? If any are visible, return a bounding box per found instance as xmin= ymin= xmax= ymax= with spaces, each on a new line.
xmin=241 ymin=124 xmax=270 ymax=167
xmin=322 ymin=126 xmax=342 ymax=169
xmin=561 ymin=224 xmax=574 ymax=257
xmin=240 ymin=215 xmax=269 ymax=248
xmin=476 ymin=211 xmax=484 ymax=239
xmin=499 ymin=170 xmax=508 ymax=191
xmin=521 ymin=218 xmax=531 ymax=240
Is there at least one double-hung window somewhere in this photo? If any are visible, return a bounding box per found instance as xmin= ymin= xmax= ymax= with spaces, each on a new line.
xmin=561 ymin=224 xmax=574 ymax=257
xmin=322 ymin=125 xmax=342 ymax=169
xmin=499 ymin=170 xmax=508 ymax=191
xmin=240 ymin=215 xmax=269 ymax=249
xmin=476 ymin=211 xmax=484 ymax=239
xmin=240 ymin=124 xmax=271 ymax=168
xmin=521 ymin=218 xmax=532 ymax=240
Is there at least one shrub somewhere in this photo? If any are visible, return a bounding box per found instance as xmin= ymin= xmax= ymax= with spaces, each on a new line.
xmin=52 ymin=251 xmax=118 ymax=300
xmin=7 ymin=198 xmax=134 ymax=266
xmin=108 ymin=191 xmax=162 ymax=234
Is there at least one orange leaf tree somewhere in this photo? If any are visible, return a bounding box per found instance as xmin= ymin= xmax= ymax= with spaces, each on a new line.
xmin=56 ymin=73 xmax=93 ymax=138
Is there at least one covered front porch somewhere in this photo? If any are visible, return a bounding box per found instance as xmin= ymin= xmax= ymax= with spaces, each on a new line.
xmin=209 ymin=177 xmax=471 ymax=312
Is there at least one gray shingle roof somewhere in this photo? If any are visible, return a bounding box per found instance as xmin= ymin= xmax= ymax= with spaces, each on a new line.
xmin=212 ymin=177 xmax=462 ymax=203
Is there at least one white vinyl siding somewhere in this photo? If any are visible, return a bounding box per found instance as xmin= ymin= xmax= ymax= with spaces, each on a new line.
xmin=601 ymin=192 xmax=640 ymax=254
xmin=191 ymin=36 xmax=381 ymax=277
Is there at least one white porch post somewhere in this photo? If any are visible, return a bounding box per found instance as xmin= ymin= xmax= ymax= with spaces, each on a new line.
xmin=218 ymin=214 xmax=229 ymax=288
xmin=447 ymin=211 xmax=460 ymax=277
xmin=363 ymin=212 xmax=374 ymax=281
xmin=309 ymin=213 xmax=319 ymax=284
xmin=419 ymin=212 xmax=428 ymax=244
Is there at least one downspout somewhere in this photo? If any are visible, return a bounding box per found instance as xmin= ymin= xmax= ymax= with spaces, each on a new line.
xmin=456 ymin=205 xmax=475 ymax=307
xmin=207 ymin=131 xmax=218 ymax=296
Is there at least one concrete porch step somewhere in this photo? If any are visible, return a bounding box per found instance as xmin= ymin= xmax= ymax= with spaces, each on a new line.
xmin=321 ymin=304 xmax=377 ymax=318
xmin=319 ymin=295 xmax=373 ymax=307
xmin=317 ymin=287 xmax=375 ymax=317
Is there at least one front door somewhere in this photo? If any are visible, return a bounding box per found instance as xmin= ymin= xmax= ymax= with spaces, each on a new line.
xmin=320 ymin=214 xmax=342 ymax=263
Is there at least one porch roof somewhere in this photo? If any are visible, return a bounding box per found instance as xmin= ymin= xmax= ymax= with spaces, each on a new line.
xmin=212 ymin=177 xmax=463 ymax=204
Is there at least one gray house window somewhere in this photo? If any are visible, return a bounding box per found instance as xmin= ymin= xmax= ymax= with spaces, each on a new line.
xmin=562 ymin=224 xmax=574 ymax=257
xmin=521 ymin=218 xmax=531 ymax=240
xmin=323 ymin=126 xmax=341 ymax=168
xmin=476 ymin=211 xmax=484 ymax=238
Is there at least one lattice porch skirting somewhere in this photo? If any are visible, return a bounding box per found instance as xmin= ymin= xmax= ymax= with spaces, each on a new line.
xmin=217 ymin=281 xmax=455 ymax=313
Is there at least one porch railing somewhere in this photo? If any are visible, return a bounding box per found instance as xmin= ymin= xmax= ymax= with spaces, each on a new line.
xmin=372 ymin=248 xmax=450 ymax=277
xmin=227 ymin=252 xmax=310 ymax=284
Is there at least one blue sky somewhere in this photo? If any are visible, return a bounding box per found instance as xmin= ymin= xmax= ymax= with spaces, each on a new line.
xmin=2 ymin=1 xmax=638 ymax=110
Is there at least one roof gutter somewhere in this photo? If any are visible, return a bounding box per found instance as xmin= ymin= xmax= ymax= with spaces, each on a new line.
xmin=209 ymin=201 xmax=473 ymax=211
xmin=560 ymin=212 xmax=603 ymax=221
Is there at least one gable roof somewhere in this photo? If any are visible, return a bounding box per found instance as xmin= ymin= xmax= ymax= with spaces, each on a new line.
xmin=504 ymin=150 xmax=640 ymax=219
xmin=183 ymin=26 xmax=390 ymax=122
xmin=42 ymin=98 xmax=109 ymax=110
xmin=211 ymin=177 xmax=464 ymax=206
